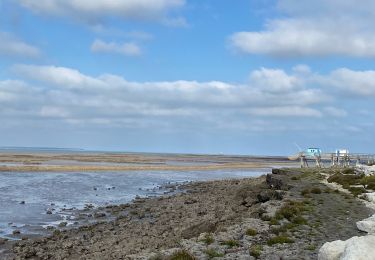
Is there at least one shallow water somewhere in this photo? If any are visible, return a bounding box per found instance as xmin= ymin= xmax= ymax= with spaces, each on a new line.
xmin=0 ymin=169 xmax=268 ymax=238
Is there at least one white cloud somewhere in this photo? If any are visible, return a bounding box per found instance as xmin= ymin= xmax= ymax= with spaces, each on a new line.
xmin=326 ymin=68 xmax=375 ymax=96
xmin=12 ymin=64 xmax=106 ymax=89
xmin=15 ymin=0 xmax=185 ymax=23
xmin=0 ymin=32 xmax=40 ymax=58
xmin=7 ymin=64 xmax=329 ymax=126
xmin=230 ymin=0 xmax=375 ymax=57
xmin=249 ymin=68 xmax=301 ymax=93
xmin=91 ymin=39 xmax=141 ymax=56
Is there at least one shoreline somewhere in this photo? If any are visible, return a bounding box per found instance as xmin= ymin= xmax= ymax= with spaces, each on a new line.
xmin=3 ymin=168 xmax=373 ymax=259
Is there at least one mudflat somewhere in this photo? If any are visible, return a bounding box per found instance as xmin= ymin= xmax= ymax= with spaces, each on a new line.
xmin=0 ymin=152 xmax=296 ymax=172
xmin=3 ymin=168 xmax=372 ymax=259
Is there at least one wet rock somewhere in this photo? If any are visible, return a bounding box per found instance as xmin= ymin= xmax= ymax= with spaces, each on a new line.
xmin=13 ymin=230 xmax=21 ymax=235
xmin=19 ymin=201 xmax=25 ymax=204
xmin=58 ymin=222 xmax=68 ymax=227
xmin=46 ymin=210 xmax=53 ymax=215
xmin=94 ymin=212 xmax=106 ymax=218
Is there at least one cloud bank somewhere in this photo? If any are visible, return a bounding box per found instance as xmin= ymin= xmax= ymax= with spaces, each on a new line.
xmin=15 ymin=0 xmax=186 ymax=22
xmin=4 ymin=64 xmax=373 ymax=133
xmin=230 ymin=0 xmax=375 ymax=57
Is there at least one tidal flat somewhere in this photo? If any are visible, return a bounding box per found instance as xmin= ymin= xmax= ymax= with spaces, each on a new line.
xmin=1 ymin=166 xmax=373 ymax=259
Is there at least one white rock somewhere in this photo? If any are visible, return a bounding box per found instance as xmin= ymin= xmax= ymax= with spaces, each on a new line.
xmin=319 ymin=236 xmax=375 ymax=260
xmin=365 ymin=193 xmax=375 ymax=204
xmin=356 ymin=165 xmax=375 ymax=176
xmin=318 ymin=240 xmax=346 ymax=260
xmin=357 ymin=214 xmax=375 ymax=234
xmin=341 ymin=235 xmax=375 ymax=260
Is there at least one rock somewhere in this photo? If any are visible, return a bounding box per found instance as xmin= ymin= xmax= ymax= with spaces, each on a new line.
xmin=341 ymin=235 xmax=375 ymax=260
xmin=257 ymin=190 xmax=273 ymax=203
xmin=319 ymin=235 xmax=375 ymax=260
xmin=13 ymin=230 xmax=21 ymax=235
xmin=365 ymin=193 xmax=375 ymax=204
xmin=266 ymin=174 xmax=289 ymax=190
xmin=318 ymin=240 xmax=346 ymax=260
xmin=356 ymin=214 xmax=375 ymax=234
xmin=46 ymin=210 xmax=53 ymax=215
xmin=19 ymin=201 xmax=25 ymax=204
xmin=94 ymin=212 xmax=106 ymax=218
xmin=257 ymin=190 xmax=284 ymax=203
xmin=58 ymin=222 xmax=67 ymax=227
xmin=272 ymin=168 xmax=287 ymax=175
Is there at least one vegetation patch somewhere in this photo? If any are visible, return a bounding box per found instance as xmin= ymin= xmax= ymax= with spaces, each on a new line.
xmin=275 ymin=201 xmax=307 ymax=221
xmin=342 ymin=168 xmax=356 ymax=175
xmin=269 ymin=218 xmax=279 ymax=225
xmin=169 ymin=250 xmax=196 ymax=260
xmin=327 ymin=173 xmax=363 ymax=188
xmin=249 ymin=245 xmax=262 ymax=258
xmin=245 ymin=228 xmax=257 ymax=236
xmin=301 ymin=189 xmax=310 ymax=197
xmin=306 ymin=244 xmax=317 ymax=251
xmin=221 ymin=239 xmax=240 ymax=248
xmin=327 ymin=173 xmax=374 ymax=196
xmin=310 ymin=187 xmax=322 ymax=194
xmin=200 ymin=233 xmax=214 ymax=245
xmin=348 ymin=187 xmax=367 ymax=197
xmin=291 ymin=215 xmax=308 ymax=225
xmin=205 ymin=249 xmax=224 ymax=258
xmin=267 ymin=235 xmax=294 ymax=246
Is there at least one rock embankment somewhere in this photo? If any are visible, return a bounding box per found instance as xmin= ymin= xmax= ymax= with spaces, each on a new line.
xmin=319 ymin=166 xmax=375 ymax=260
xmin=4 ymin=168 xmax=372 ymax=260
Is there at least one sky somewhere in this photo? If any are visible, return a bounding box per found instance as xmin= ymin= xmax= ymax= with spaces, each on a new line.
xmin=0 ymin=0 xmax=374 ymax=155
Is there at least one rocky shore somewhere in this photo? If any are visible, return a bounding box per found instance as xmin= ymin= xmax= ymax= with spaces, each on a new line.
xmin=2 ymin=168 xmax=373 ymax=259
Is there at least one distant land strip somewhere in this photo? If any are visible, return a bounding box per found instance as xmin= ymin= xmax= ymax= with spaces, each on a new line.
xmin=0 ymin=162 xmax=285 ymax=172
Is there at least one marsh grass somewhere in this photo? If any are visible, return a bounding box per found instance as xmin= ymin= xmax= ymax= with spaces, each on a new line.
xmin=245 ymin=228 xmax=257 ymax=236
xmin=249 ymin=245 xmax=262 ymax=258
xmin=205 ymin=249 xmax=224 ymax=258
xmin=267 ymin=235 xmax=294 ymax=246
xmin=169 ymin=250 xmax=196 ymax=260
xmin=222 ymin=240 xmax=240 ymax=248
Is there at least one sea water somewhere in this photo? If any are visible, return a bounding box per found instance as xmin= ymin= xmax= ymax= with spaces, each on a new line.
xmin=0 ymin=169 xmax=268 ymax=238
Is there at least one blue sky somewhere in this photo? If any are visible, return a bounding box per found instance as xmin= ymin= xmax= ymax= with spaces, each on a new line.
xmin=0 ymin=0 xmax=374 ymax=155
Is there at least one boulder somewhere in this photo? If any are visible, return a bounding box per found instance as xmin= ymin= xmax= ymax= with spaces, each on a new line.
xmin=319 ymin=235 xmax=375 ymax=260
xmin=356 ymin=214 xmax=375 ymax=234
xmin=341 ymin=235 xmax=375 ymax=260
xmin=365 ymin=193 xmax=375 ymax=204
xmin=319 ymin=240 xmax=346 ymax=260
